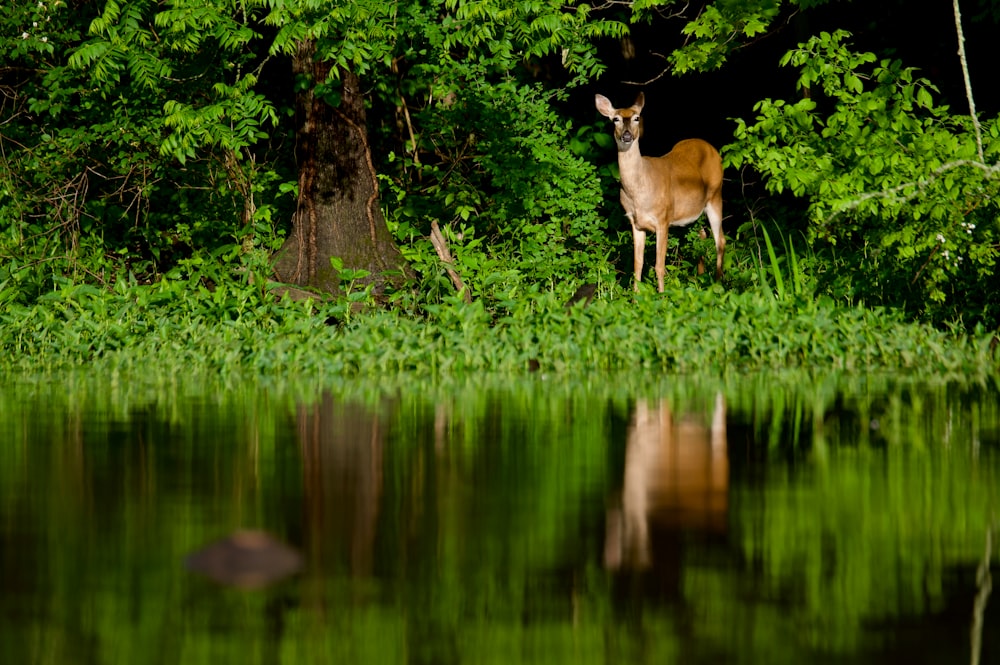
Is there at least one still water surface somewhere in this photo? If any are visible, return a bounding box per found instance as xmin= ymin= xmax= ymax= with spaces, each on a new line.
xmin=1 ymin=374 xmax=998 ymax=664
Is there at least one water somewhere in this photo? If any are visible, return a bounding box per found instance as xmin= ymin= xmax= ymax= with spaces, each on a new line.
xmin=1 ymin=374 xmax=998 ymax=664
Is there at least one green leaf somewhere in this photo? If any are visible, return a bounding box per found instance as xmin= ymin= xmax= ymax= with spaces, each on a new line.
xmin=916 ymin=86 xmax=933 ymax=109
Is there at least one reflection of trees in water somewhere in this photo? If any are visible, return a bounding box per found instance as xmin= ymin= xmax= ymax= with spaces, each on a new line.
xmin=605 ymin=394 xmax=728 ymax=572
xmin=298 ymin=393 xmax=384 ymax=580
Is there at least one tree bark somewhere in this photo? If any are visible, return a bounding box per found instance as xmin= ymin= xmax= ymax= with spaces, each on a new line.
xmin=273 ymin=40 xmax=410 ymax=296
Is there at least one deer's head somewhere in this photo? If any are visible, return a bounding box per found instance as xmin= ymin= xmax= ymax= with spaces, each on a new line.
xmin=595 ymin=93 xmax=645 ymax=153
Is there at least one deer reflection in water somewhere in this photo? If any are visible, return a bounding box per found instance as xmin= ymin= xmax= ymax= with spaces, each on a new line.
xmin=605 ymin=395 xmax=728 ymax=571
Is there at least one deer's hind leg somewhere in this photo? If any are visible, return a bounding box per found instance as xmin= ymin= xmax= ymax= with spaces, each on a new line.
xmin=705 ymin=192 xmax=725 ymax=280
xmin=654 ymin=223 xmax=669 ymax=293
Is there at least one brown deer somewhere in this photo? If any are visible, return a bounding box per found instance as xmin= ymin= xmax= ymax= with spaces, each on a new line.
xmin=595 ymin=93 xmax=724 ymax=292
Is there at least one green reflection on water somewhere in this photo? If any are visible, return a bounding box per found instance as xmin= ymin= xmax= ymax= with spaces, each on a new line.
xmin=0 ymin=373 xmax=998 ymax=664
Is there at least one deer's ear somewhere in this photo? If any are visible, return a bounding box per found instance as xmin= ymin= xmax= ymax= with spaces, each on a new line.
xmin=595 ymin=94 xmax=616 ymax=119
xmin=632 ymin=92 xmax=645 ymax=112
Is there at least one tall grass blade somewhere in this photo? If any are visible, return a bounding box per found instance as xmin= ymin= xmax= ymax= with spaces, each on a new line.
xmin=760 ymin=224 xmax=785 ymax=300
xmin=785 ymin=233 xmax=801 ymax=297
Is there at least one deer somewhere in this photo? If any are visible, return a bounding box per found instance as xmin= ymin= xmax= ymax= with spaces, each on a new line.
xmin=595 ymin=92 xmax=724 ymax=292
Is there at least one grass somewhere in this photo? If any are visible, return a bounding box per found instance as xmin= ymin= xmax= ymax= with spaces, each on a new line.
xmin=2 ymin=268 xmax=997 ymax=383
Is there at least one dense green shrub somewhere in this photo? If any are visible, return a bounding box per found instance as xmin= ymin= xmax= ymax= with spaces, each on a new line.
xmin=727 ymin=31 xmax=1000 ymax=328
xmin=0 ymin=0 xmax=292 ymax=294
xmin=383 ymin=77 xmax=619 ymax=306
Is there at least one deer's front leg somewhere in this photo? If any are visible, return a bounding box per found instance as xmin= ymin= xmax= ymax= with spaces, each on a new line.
xmin=631 ymin=223 xmax=646 ymax=292
xmin=654 ymin=225 xmax=669 ymax=293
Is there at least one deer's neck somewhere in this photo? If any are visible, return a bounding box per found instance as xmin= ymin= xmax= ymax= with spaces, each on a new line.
xmin=617 ymin=141 xmax=657 ymax=194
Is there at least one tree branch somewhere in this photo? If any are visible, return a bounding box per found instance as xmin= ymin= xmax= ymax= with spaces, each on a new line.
xmin=953 ymin=0 xmax=984 ymax=163
xmin=429 ymin=221 xmax=472 ymax=303
xmin=825 ymin=159 xmax=1000 ymax=222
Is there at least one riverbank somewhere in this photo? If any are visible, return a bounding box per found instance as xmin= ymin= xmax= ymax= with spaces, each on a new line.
xmin=3 ymin=275 xmax=996 ymax=381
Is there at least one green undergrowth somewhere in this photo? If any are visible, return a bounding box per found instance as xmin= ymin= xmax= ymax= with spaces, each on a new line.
xmin=2 ymin=270 xmax=997 ymax=382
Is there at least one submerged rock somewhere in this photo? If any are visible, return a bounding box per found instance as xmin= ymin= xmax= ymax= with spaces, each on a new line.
xmin=185 ymin=530 xmax=302 ymax=589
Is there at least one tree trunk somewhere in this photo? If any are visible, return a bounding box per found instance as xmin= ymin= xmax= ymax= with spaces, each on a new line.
xmin=273 ymin=40 xmax=410 ymax=296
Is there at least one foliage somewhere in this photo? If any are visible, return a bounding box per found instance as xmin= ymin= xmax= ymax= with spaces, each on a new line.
xmin=727 ymin=30 xmax=1000 ymax=327
xmin=628 ymin=0 xmax=787 ymax=73
xmin=1 ymin=0 xmax=628 ymax=299
xmin=619 ymin=0 xmax=838 ymax=74
xmin=0 ymin=0 xmax=294 ymax=301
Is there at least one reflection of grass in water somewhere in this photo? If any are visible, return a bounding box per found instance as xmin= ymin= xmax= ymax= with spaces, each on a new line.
xmin=728 ymin=390 xmax=1000 ymax=654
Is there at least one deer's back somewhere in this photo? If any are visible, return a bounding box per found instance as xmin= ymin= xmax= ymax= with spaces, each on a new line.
xmin=659 ymin=139 xmax=722 ymax=191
